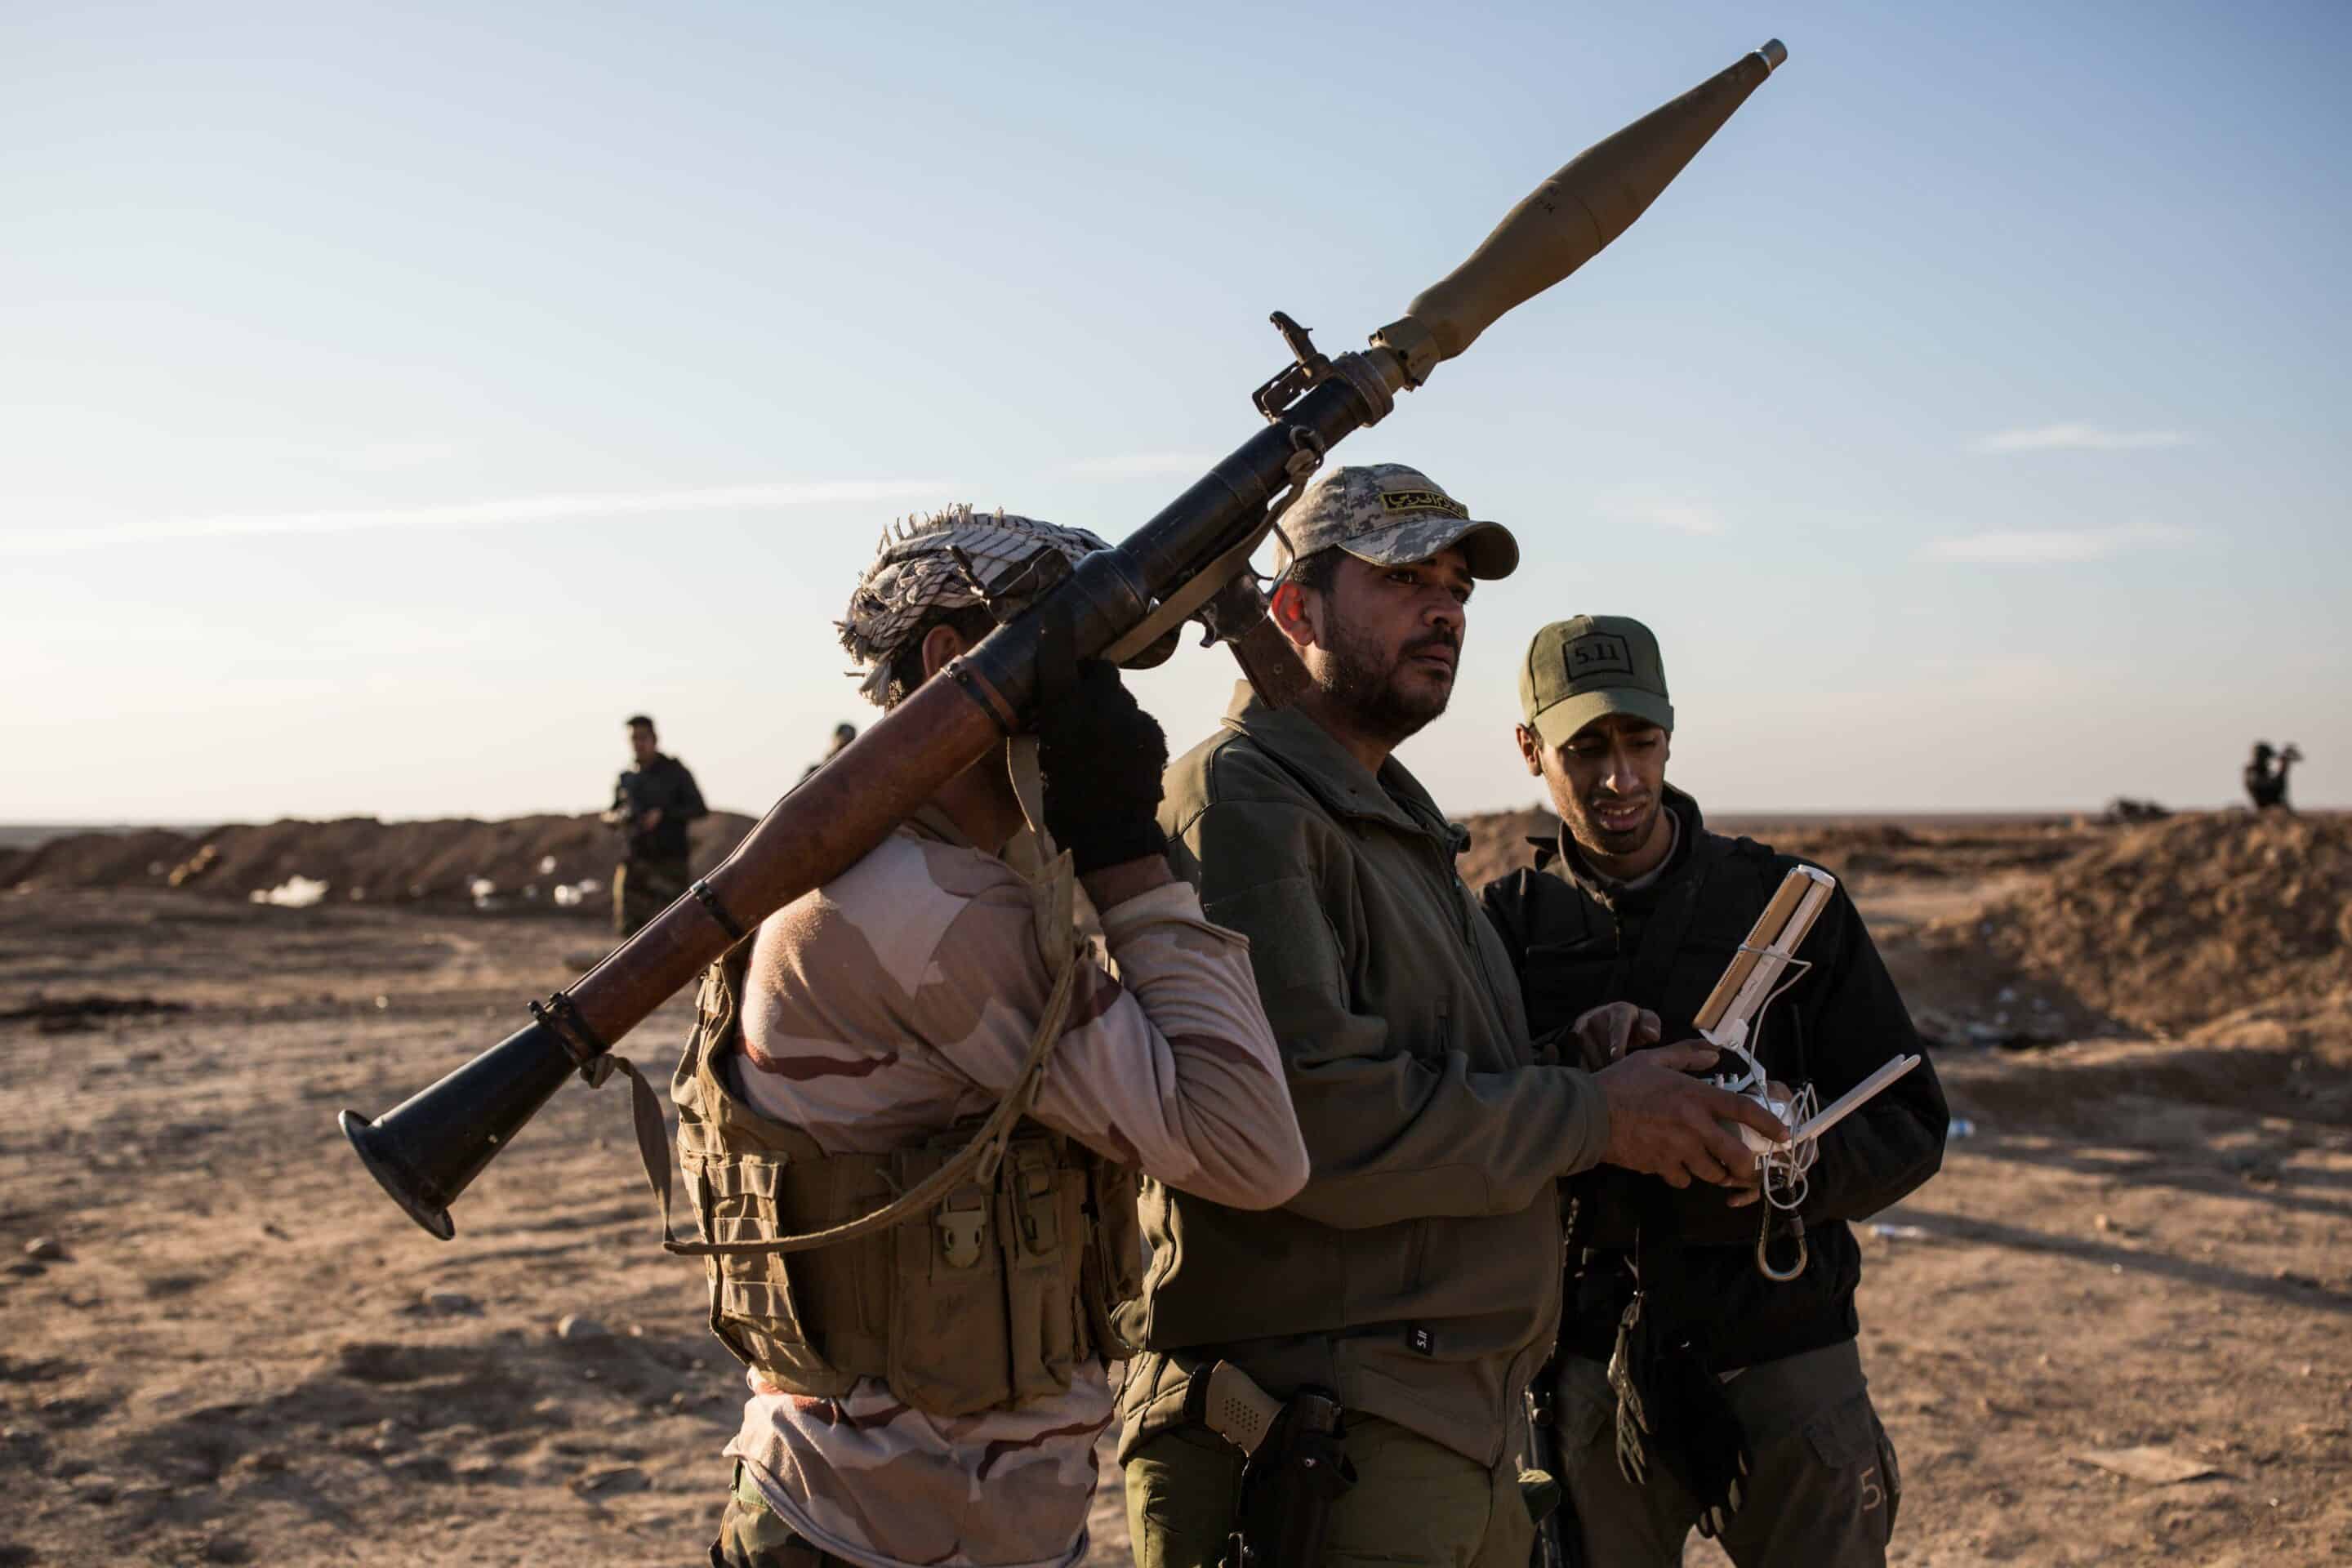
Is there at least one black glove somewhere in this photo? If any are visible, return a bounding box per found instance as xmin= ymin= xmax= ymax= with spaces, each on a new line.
xmin=1033 ymin=661 xmax=1169 ymax=875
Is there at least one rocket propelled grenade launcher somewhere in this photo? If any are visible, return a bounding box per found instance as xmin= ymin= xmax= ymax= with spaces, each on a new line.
xmin=341 ymin=38 xmax=1793 ymax=1241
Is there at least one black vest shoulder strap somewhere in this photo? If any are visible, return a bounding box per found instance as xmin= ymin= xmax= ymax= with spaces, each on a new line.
xmin=1619 ymin=832 xmax=1739 ymax=1009
xmin=1642 ymin=835 xmax=1818 ymax=1061
xmin=1488 ymin=865 xmax=1600 ymax=967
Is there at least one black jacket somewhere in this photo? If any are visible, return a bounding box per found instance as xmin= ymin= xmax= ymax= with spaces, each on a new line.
xmin=1480 ymin=787 xmax=1948 ymax=1371
xmin=611 ymin=753 xmax=708 ymax=862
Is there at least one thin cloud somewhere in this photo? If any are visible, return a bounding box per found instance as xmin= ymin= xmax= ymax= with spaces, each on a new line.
xmin=1 ymin=451 xmax=1240 ymax=555
xmin=0 ymin=479 xmax=956 ymax=556
xmin=1594 ymin=488 xmax=1726 ymax=536
xmin=1970 ymin=423 xmax=2193 ymax=453
xmin=1638 ymin=501 xmax=1726 ymax=537
xmin=345 ymin=440 xmax=468 ymax=474
xmin=1922 ymin=524 xmax=2193 ymax=564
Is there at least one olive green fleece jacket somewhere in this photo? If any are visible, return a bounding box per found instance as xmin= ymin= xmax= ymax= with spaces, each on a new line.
xmin=1117 ymin=684 xmax=1611 ymax=1468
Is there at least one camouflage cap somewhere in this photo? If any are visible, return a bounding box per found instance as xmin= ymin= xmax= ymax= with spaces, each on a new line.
xmin=1520 ymin=615 xmax=1674 ymax=747
xmin=1272 ymin=463 xmax=1519 ymax=581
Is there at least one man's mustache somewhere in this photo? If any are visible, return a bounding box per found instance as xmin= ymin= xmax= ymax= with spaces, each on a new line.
xmin=1403 ymin=630 xmax=1462 ymax=660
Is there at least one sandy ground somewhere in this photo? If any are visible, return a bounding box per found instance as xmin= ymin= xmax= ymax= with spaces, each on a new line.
xmin=2 ymin=827 xmax=2349 ymax=1567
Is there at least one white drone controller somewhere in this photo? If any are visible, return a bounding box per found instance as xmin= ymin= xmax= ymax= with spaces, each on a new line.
xmin=1701 ymin=1018 xmax=1806 ymax=1156
xmin=1688 ymin=865 xmax=1925 ymax=1281
xmin=1694 ymin=867 xmax=1922 ymax=1173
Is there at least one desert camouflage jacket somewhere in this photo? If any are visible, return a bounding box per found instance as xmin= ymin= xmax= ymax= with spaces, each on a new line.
xmin=724 ymin=806 xmax=1307 ymax=1568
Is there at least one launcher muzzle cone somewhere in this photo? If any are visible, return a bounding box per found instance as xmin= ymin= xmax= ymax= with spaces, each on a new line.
xmin=339 ymin=1018 xmax=582 ymax=1241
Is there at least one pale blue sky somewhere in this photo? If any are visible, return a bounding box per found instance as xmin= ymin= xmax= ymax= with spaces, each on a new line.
xmin=7 ymin=1 xmax=2347 ymax=821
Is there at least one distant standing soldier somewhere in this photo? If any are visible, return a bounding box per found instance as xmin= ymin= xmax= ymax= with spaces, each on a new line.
xmin=604 ymin=715 xmax=710 ymax=936
xmin=1481 ymin=616 xmax=1949 ymax=1568
xmin=687 ymin=506 xmax=1307 ymax=1568
xmin=801 ymin=721 xmax=858 ymax=782
xmin=2244 ymin=741 xmax=2301 ymax=812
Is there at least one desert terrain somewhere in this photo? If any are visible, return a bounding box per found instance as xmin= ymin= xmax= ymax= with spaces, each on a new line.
xmin=2 ymin=808 xmax=2348 ymax=1566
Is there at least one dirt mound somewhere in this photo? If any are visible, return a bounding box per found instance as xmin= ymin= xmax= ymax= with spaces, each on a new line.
xmin=1936 ymin=812 xmax=2352 ymax=1033
xmin=1457 ymin=808 xmax=1556 ymax=889
xmin=1 ymin=826 xmax=195 ymax=889
xmin=1454 ymin=807 xmax=2089 ymax=894
xmin=0 ymin=813 xmax=755 ymax=914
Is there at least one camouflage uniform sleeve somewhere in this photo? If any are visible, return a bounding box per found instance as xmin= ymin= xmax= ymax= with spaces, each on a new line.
xmin=915 ymin=878 xmax=1308 ymax=1212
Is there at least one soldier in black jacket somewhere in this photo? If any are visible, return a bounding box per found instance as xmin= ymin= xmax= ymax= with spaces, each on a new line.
xmin=604 ymin=714 xmax=710 ymax=936
xmin=1481 ymin=616 xmax=1948 ymax=1568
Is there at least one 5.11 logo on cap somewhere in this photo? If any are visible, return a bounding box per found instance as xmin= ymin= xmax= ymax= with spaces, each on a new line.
xmin=1565 ymin=633 xmax=1634 ymax=681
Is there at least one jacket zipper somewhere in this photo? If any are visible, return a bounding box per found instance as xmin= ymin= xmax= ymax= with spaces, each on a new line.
xmin=1425 ymin=831 xmax=1516 ymax=1048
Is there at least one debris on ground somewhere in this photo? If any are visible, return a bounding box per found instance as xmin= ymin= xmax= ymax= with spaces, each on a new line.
xmin=2072 ymin=1446 xmax=2221 ymax=1486
xmin=250 ymin=874 xmax=329 ymax=909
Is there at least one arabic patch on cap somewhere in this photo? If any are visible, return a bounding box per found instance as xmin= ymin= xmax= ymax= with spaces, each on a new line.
xmin=1272 ymin=463 xmax=1520 ymax=581
xmin=1377 ymin=488 xmax=1469 ymax=519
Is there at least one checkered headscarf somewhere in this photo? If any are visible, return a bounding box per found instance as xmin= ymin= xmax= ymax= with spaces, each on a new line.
xmin=837 ymin=504 xmax=1109 ymax=703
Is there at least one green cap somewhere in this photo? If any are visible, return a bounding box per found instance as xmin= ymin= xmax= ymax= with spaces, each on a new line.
xmin=1519 ymin=615 xmax=1674 ymax=747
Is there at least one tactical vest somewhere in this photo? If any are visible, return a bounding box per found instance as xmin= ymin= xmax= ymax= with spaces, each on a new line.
xmin=1509 ymin=836 xmax=1798 ymax=1049
xmin=668 ymin=938 xmax=1145 ymax=1417
xmin=1501 ymin=830 xmax=1813 ymax=1254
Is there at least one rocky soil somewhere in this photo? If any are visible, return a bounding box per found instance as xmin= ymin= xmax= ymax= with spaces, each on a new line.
xmin=1 ymin=811 xmax=2347 ymax=1566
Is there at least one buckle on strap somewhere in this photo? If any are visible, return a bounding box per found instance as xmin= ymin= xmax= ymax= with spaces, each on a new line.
xmin=935 ymin=1187 xmax=989 ymax=1269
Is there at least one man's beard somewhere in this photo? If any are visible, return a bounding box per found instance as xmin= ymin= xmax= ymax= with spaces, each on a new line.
xmin=1315 ymin=621 xmax=1458 ymax=747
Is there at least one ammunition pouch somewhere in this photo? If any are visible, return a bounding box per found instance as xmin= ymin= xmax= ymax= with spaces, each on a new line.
xmin=671 ymin=938 xmax=1143 ymax=1418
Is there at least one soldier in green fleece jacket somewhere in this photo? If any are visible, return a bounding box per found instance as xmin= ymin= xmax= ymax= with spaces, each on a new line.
xmin=1117 ymin=464 xmax=1785 ymax=1568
